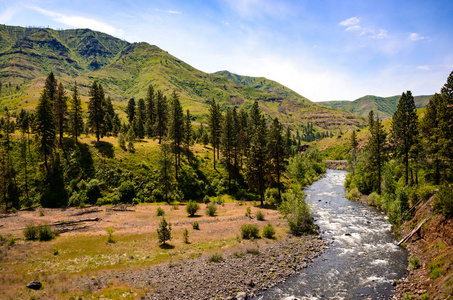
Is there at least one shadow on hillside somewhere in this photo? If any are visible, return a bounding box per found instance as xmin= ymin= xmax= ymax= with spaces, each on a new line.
xmin=93 ymin=141 xmax=115 ymax=158
xmin=159 ymin=243 xmax=175 ymax=250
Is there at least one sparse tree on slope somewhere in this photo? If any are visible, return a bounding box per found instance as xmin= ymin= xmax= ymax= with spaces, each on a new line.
xmin=168 ymin=91 xmax=184 ymax=179
xmin=208 ymin=98 xmax=222 ymax=169
xmin=155 ymin=90 xmax=168 ymax=144
xmin=68 ymin=82 xmax=83 ymax=144
xmin=35 ymin=89 xmax=56 ymax=173
xmin=88 ymin=81 xmax=105 ymax=143
xmin=268 ymin=117 xmax=286 ymax=201
xmin=55 ymin=83 xmax=67 ymax=147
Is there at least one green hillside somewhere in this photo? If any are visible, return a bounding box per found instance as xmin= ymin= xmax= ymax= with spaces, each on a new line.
xmin=320 ymin=94 xmax=432 ymax=119
xmin=0 ymin=25 xmax=366 ymax=132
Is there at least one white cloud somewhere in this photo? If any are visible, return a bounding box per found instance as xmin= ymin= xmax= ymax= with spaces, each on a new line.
xmin=417 ymin=65 xmax=430 ymax=70
xmin=154 ymin=9 xmax=182 ymax=14
xmin=29 ymin=6 xmax=124 ymax=37
xmin=345 ymin=25 xmax=361 ymax=32
xmin=369 ymin=29 xmax=388 ymax=39
xmin=410 ymin=32 xmax=427 ymax=41
xmin=339 ymin=17 xmax=360 ymax=27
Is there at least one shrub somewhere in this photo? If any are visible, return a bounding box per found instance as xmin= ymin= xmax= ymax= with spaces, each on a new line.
xmin=192 ymin=221 xmax=200 ymax=230
xmin=282 ymin=192 xmax=315 ymax=236
xmin=24 ymin=224 xmax=38 ymax=240
xmin=106 ymin=228 xmax=115 ymax=243
xmin=183 ymin=229 xmax=189 ymax=244
xmin=186 ymin=201 xmax=200 ymax=217
xmin=86 ymin=179 xmax=102 ymax=204
xmin=240 ymin=224 xmax=260 ymax=239
xmin=245 ymin=207 xmax=251 ymax=217
xmin=203 ymin=195 xmax=210 ymax=204
xmin=205 ymin=203 xmax=217 ymax=216
xmin=429 ymin=261 xmax=443 ymax=279
xmin=345 ymin=187 xmax=361 ymax=201
xmin=368 ymin=192 xmax=381 ymax=207
xmin=417 ymin=185 xmax=436 ymax=203
xmin=156 ymin=207 xmax=165 ymax=216
xmin=118 ymin=181 xmax=136 ymax=203
xmin=246 ymin=246 xmax=259 ymax=255
xmin=262 ymin=223 xmax=276 ymax=239
xmin=53 ymin=248 xmax=59 ymax=255
xmin=214 ymin=196 xmax=225 ymax=206
xmin=433 ymin=184 xmax=453 ymax=217
xmin=207 ymin=252 xmax=223 ymax=263
xmin=37 ymin=225 xmax=55 ymax=241
xmin=157 ymin=217 xmax=172 ymax=246
xmin=256 ymin=210 xmax=265 ymax=221
xmin=7 ymin=236 xmax=15 ymax=246
xmin=408 ymin=255 xmax=421 ymax=270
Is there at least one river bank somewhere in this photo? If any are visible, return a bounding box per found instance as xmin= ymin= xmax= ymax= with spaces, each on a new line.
xmin=81 ymin=235 xmax=325 ymax=299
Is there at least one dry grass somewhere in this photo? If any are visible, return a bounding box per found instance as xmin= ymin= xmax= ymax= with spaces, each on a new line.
xmin=0 ymin=202 xmax=284 ymax=299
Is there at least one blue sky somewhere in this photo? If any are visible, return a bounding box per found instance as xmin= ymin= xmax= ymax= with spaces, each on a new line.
xmin=1 ymin=0 xmax=452 ymax=101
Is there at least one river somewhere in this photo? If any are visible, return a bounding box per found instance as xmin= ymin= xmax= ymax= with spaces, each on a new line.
xmin=258 ymin=169 xmax=408 ymax=300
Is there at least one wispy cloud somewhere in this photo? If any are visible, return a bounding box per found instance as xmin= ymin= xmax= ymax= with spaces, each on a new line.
xmin=339 ymin=17 xmax=360 ymax=27
xmin=410 ymin=32 xmax=428 ymax=41
xmin=417 ymin=65 xmax=430 ymax=70
xmin=154 ymin=9 xmax=182 ymax=15
xmin=0 ymin=7 xmax=17 ymax=24
xmin=30 ymin=6 xmax=124 ymax=37
xmin=369 ymin=29 xmax=388 ymax=39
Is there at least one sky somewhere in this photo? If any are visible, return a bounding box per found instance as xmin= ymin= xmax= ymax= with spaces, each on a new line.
xmin=1 ymin=0 xmax=452 ymax=101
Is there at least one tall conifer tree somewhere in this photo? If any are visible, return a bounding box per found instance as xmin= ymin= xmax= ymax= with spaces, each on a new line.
xmin=55 ymin=83 xmax=67 ymax=146
xmin=155 ymin=90 xmax=168 ymax=144
xmin=88 ymin=81 xmax=105 ymax=143
xmin=35 ymin=89 xmax=56 ymax=173
xmin=168 ymin=91 xmax=184 ymax=179
xmin=68 ymin=82 xmax=83 ymax=144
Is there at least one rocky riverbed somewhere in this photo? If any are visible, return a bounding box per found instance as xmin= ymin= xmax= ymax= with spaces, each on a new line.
xmin=81 ymin=235 xmax=325 ymax=299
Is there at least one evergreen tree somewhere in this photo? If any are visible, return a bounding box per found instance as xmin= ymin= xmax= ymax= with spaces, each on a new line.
xmin=35 ymin=89 xmax=56 ymax=173
xmin=88 ymin=81 xmax=105 ymax=143
xmin=184 ymin=109 xmax=192 ymax=162
xmin=350 ymin=130 xmax=358 ymax=175
xmin=168 ymin=91 xmax=184 ymax=179
xmin=68 ymin=82 xmax=83 ymax=144
xmin=221 ymin=108 xmax=235 ymax=192
xmin=366 ymin=111 xmax=387 ymax=194
xmin=238 ymin=108 xmax=249 ymax=168
xmin=438 ymin=71 xmax=453 ymax=177
xmin=155 ymin=90 xmax=168 ymax=144
xmin=145 ymin=85 xmax=156 ymax=138
xmin=55 ymin=83 xmax=67 ymax=147
xmin=17 ymin=109 xmax=31 ymax=205
xmin=208 ymin=98 xmax=222 ymax=169
xmin=157 ymin=142 xmax=174 ymax=202
xmin=126 ymin=98 xmax=136 ymax=124
xmin=268 ymin=117 xmax=285 ymax=201
xmin=45 ymin=72 xmax=57 ymax=105
xmin=247 ymin=116 xmax=268 ymax=205
xmin=135 ymin=98 xmax=146 ymax=139
xmin=391 ymin=91 xmax=418 ymax=186
xmin=103 ymin=96 xmax=115 ymax=136
xmin=157 ymin=217 xmax=172 ymax=246
xmin=284 ymin=126 xmax=292 ymax=158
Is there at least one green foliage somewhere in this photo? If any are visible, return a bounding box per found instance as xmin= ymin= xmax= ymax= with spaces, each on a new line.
xmin=24 ymin=224 xmax=38 ymax=240
xmin=207 ymin=252 xmax=223 ymax=263
xmin=157 ymin=217 xmax=172 ymax=246
xmin=240 ymin=224 xmax=260 ymax=239
xmin=205 ymin=203 xmax=217 ymax=216
xmin=185 ymin=200 xmax=200 ymax=217
xmin=255 ymin=210 xmax=265 ymax=221
xmin=37 ymin=225 xmax=55 ymax=241
xmin=192 ymin=221 xmax=200 ymax=230
xmin=345 ymin=188 xmax=361 ymax=201
xmin=85 ymin=179 xmax=102 ymax=204
xmin=280 ymin=191 xmax=315 ymax=236
xmin=433 ymin=184 xmax=453 ymax=217
xmin=246 ymin=246 xmax=260 ymax=255
xmin=7 ymin=236 xmax=15 ymax=246
xmin=429 ymin=260 xmax=443 ymax=279
xmin=106 ymin=228 xmax=115 ymax=243
xmin=156 ymin=207 xmax=165 ymax=216
xmin=368 ymin=192 xmax=381 ymax=207
xmin=262 ymin=223 xmax=276 ymax=239
xmin=408 ymin=255 xmax=421 ymax=270
xmin=245 ymin=207 xmax=251 ymax=217
xmin=117 ymin=181 xmax=136 ymax=203
xmin=183 ymin=229 xmax=189 ymax=244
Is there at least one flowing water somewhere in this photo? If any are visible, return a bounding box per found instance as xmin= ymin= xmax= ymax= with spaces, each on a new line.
xmin=258 ymin=169 xmax=408 ymax=300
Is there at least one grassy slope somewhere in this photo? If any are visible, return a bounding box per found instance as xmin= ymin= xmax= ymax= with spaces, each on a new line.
xmin=319 ymin=95 xmax=432 ymax=120
xmin=0 ymin=25 xmax=366 ymax=132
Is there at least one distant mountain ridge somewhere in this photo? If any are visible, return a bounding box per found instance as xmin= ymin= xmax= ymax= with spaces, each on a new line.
xmin=0 ymin=24 xmax=366 ymax=132
xmin=319 ymin=94 xmax=432 ymax=119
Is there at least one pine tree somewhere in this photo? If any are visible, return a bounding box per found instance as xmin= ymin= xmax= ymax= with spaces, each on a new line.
xmin=268 ymin=117 xmax=285 ymax=201
xmin=145 ymin=85 xmax=156 ymax=138
xmin=55 ymin=83 xmax=67 ymax=147
xmin=208 ymin=98 xmax=222 ymax=169
xmin=17 ymin=109 xmax=31 ymax=205
xmin=157 ymin=142 xmax=174 ymax=202
xmin=45 ymin=72 xmax=57 ymax=105
xmin=391 ymin=91 xmax=418 ymax=186
xmin=350 ymin=130 xmax=358 ymax=175
xmin=155 ymin=90 xmax=168 ymax=144
xmin=135 ymin=98 xmax=146 ymax=139
xmin=35 ymin=89 xmax=56 ymax=173
xmin=221 ymin=108 xmax=235 ymax=192
xmin=88 ymin=81 xmax=105 ymax=143
xmin=157 ymin=217 xmax=172 ymax=246
xmin=103 ymin=96 xmax=115 ymax=136
xmin=438 ymin=71 xmax=453 ymax=176
xmin=126 ymin=98 xmax=136 ymax=124
xmin=247 ymin=115 xmax=268 ymax=205
xmin=68 ymin=82 xmax=83 ymax=144
xmin=184 ymin=109 xmax=192 ymax=162
xmin=168 ymin=91 xmax=184 ymax=179
xmin=366 ymin=111 xmax=387 ymax=194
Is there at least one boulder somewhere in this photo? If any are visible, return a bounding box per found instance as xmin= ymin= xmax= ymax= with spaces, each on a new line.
xmin=26 ymin=281 xmax=42 ymax=290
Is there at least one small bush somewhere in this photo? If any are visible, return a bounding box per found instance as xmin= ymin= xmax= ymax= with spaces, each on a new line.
xmin=183 ymin=229 xmax=189 ymax=244
xmin=214 ymin=196 xmax=224 ymax=206
xmin=157 ymin=217 xmax=172 ymax=245
xmin=171 ymin=202 xmax=180 ymax=210
xmin=106 ymin=228 xmax=115 ymax=243
xmin=24 ymin=224 xmax=38 ymax=240
xmin=346 ymin=187 xmax=361 ymax=201
xmin=53 ymin=248 xmax=59 ymax=255
xmin=368 ymin=192 xmax=381 ymax=207
xmin=245 ymin=207 xmax=251 ymax=217
xmin=208 ymin=252 xmax=223 ymax=262
xmin=192 ymin=221 xmax=200 ymax=230
xmin=240 ymin=224 xmax=260 ymax=239
xmin=7 ymin=236 xmax=15 ymax=246
xmin=156 ymin=207 xmax=165 ymax=216
xmin=408 ymin=255 xmax=421 ymax=270
xmin=262 ymin=223 xmax=276 ymax=239
xmin=118 ymin=181 xmax=136 ymax=203
xmin=246 ymin=246 xmax=259 ymax=255
xmin=433 ymin=184 xmax=453 ymax=217
xmin=256 ymin=210 xmax=265 ymax=221
xmin=37 ymin=225 xmax=55 ymax=241
xmin=205 ymin=203 xmax=217 ymax=216
xmin=186 ymin=201 xmax=200 ymax=217
xmin=203 ymin=195 xmax=210 ymax=204
xmin=429 ymin=260 xmax=443 ymax=279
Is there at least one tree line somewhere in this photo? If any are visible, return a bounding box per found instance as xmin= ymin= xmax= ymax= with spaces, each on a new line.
xmin=347 ymin=71 xmax=453 ymax=224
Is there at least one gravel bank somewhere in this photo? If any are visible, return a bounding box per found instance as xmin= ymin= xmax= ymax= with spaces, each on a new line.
xmin=85 ymin=235 xmax=325 ymax=299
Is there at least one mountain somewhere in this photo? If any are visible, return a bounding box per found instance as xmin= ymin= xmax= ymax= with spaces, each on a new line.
xmin=319 ymin=94 xmax=432 ymax=120
xmin=0 ymin=25 xmax=366 ymax=132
